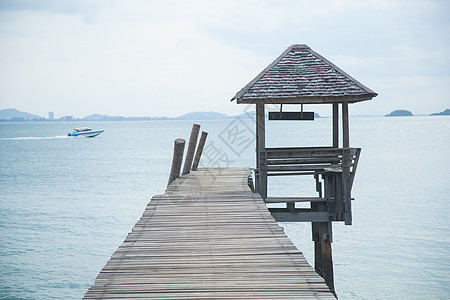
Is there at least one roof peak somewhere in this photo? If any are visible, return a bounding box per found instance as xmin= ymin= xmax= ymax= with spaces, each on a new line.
xmin=232 ymin=44 xmax=377 ymax=104
xmin=290 ymin=44 xmax=310 ymax=50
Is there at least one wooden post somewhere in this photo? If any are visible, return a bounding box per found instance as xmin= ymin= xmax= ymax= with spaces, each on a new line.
xmin=333 ymin=103 xmax=339 ymax=148
xmin=312 ymin=173 xmax=335 ymax=293
xmin=182 ymin=124 xmax=200 ymax=175
xmin=342 ymin=102 xmax=352 ymax=225
xmin=314 ymin=240 xmax=322 ymax=275
xmin=255 ymin=105 xmax=260 ymax=193
xmin=167 ymin=138 xmax=185 ymax=187
xmin=321 ymin=233 xmax=335 ymax=294
xmin=342 ymin=102 xmax=349 ymax=149
xmin=192 ymin=131 xmax=208 ymax=171
xmin=256 ymin=103 xmax=266 ymax=200
xmin=313 ymin=223 xmax=334 ymax=287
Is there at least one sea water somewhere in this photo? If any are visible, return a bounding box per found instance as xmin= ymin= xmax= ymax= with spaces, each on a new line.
xmin=0 ymin=116 xmax=449 ymax=299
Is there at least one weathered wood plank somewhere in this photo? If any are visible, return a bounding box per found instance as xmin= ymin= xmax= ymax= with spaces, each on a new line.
xmin=84 ymin=168 xmax=336 ymax=299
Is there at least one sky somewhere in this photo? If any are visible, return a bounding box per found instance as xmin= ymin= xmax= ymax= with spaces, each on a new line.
xmin=0 ymin=0 xmax=449 ymax=118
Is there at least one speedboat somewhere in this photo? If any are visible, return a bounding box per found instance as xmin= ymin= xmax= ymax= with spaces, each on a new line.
xmin=68 ymin=127 xmax=104 ymax=137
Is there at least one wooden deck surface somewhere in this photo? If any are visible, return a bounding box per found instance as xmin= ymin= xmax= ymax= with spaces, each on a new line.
xmin=84 ymin=168 xmax=336 ymax=299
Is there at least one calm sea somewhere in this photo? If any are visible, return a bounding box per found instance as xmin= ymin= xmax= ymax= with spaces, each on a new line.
xmin=0 ymin=116 xmax=449 ymax=299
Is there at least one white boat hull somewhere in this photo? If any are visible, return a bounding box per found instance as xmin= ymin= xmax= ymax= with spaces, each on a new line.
xmin=68 ymin=130 xmax=104 ymax=137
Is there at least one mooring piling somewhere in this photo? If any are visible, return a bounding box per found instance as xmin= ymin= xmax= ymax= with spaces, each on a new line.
xmin=191 ymin=131 xmax=208 ymax=171
xmin=181 ymin=123 xmax=200 ymax=175
xmin=167 ymin=138 xmax=186 ymax=187
xmin=168 ymin=125 xmax=208 ymax=185
xmin=321 ymin=233 xmax=335 ymax=295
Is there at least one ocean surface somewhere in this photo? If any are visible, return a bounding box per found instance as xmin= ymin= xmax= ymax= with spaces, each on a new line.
xmin=0 ymin=116 xmax=449 ymax=299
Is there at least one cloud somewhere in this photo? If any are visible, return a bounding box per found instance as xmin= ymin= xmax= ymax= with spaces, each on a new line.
xmin=0 ymin=0 xmax=112 ymax=23
xmin=0 ymin=0 xmax=449 ymax=117
xmin=0 ymin=1 xmax=269 ymax=117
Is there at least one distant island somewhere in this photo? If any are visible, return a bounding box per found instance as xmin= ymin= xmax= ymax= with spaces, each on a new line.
xmin=0 ymin=109 xmax=256 ymax=122
xmin=385 ymin=110 xmax=413 ymax=117
xmin=4 ymin=107 xmax=449 ymax=121
xmin=82 ymin=111 xmax=235 ymax=121
xmin=384 ymin=108 xmax=450 ymax=117
xmin=430 ymin=108 xmax=450 ymax=116
xmin=0 ymin=108 xmax=41 ymax=121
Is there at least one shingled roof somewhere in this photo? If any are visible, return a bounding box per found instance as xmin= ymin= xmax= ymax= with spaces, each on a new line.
xmin=232 ymin=44 xmax=377 ymax=104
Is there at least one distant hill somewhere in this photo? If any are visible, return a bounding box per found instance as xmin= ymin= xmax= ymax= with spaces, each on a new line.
xmin=81 ymin=114 xmax=168 ymax=121
xmin=0 ymin=108 xmax=41 ymax=120
xmin=83 ymin=111 xmax=246 ymax=121
xmin=0 ymin=108 xmax=353 ymax=122
xmin=175 ymin=111 xmax=232 ymax=120
xmin=236 ymin=111 xmax=256 ymax=119
xmin=82 ymin=114 xmax=110 ymax=120
xmin=430 ymin=109 xmax=450 ymax=116
xmin=386 ymin=110 xmax=413 ymax=117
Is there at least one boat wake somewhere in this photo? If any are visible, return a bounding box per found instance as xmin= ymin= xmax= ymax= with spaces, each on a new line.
xmin=0 ymin=135 xmax=70 ymax=140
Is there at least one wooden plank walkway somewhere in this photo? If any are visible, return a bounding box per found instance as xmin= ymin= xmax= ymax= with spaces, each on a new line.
xmin=84 ymin=168 xmax=336 ymax=299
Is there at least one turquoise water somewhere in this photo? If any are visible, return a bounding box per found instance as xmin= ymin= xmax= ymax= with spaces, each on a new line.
xmin=0 ymin=117 xmax=449 ymax=299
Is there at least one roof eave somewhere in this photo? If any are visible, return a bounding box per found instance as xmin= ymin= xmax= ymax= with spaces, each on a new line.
xmin=233 ymin=93 xmax=378 ymax=104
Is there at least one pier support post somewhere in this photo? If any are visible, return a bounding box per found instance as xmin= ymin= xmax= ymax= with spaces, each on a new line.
xmin=168 ymin=139 xmax=186 ymax=186
xmin=256 ymin=103 xmax=266 ymax=199
xmin=321 ymin=233 xmax=335 ymax=294
xmin=182 ymin=124 xmax=201 ymax=175
xmin=312 ymin=173 xmax=335 ymax=293
xmin=192 ymin=131 xmax=208 ymax=171
xmin=313 ymin=229 xmax=335 ymax=294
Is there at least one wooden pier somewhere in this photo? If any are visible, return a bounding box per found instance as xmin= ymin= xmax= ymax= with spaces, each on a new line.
xmin=85 ymin=44 xmax=377 ymax=298
xmin=84 ymin=168 xmax=336 ymax=299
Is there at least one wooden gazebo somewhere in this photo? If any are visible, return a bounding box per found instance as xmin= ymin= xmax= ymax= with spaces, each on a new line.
xmin=232 ymin=44 xmax=377 ymax=291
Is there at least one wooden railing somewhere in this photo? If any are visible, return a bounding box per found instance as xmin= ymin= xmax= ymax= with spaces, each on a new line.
xmin=263 ymin=146 xmax=361 ymax=224
xmin=265 ymin=146 xmax=360 ymax=182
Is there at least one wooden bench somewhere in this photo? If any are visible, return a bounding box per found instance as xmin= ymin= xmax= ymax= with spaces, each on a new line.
xmin=265 ymin=147 xmax=359 ymax=177
xmin=263 ymin=147 xmax=360 ymax=223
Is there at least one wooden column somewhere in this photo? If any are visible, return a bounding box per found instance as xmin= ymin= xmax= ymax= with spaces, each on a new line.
xmin=182 ymin=124 xmax=200 ymax=175
xmin=321 ymin=233 xmax=335 ymax=294
xmin=167 ymin=139 xmax=186 ymax=187
xmin=342 ymin=102 xmax=349 ymax=149
xmin=192 ymin=131 xmax=208 ymax=171
xmin=256 ymin=103 xmax=266 ymax=199
xmin=342 ymin=102 xmax=352 ymax=225
xmin=332 ymin=103 xmax=339 ymax=148
xmin=255 ymin=105 xmax=260 ymax=193
xmin=312 ymin=173 xmax=335 ymax=293
xmin=314 ymin=231 xmax=334 ymax=291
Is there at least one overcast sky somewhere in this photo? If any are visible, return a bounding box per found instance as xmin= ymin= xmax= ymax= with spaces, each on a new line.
xmin=0 ymin=0 xmax=449 ymax=118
